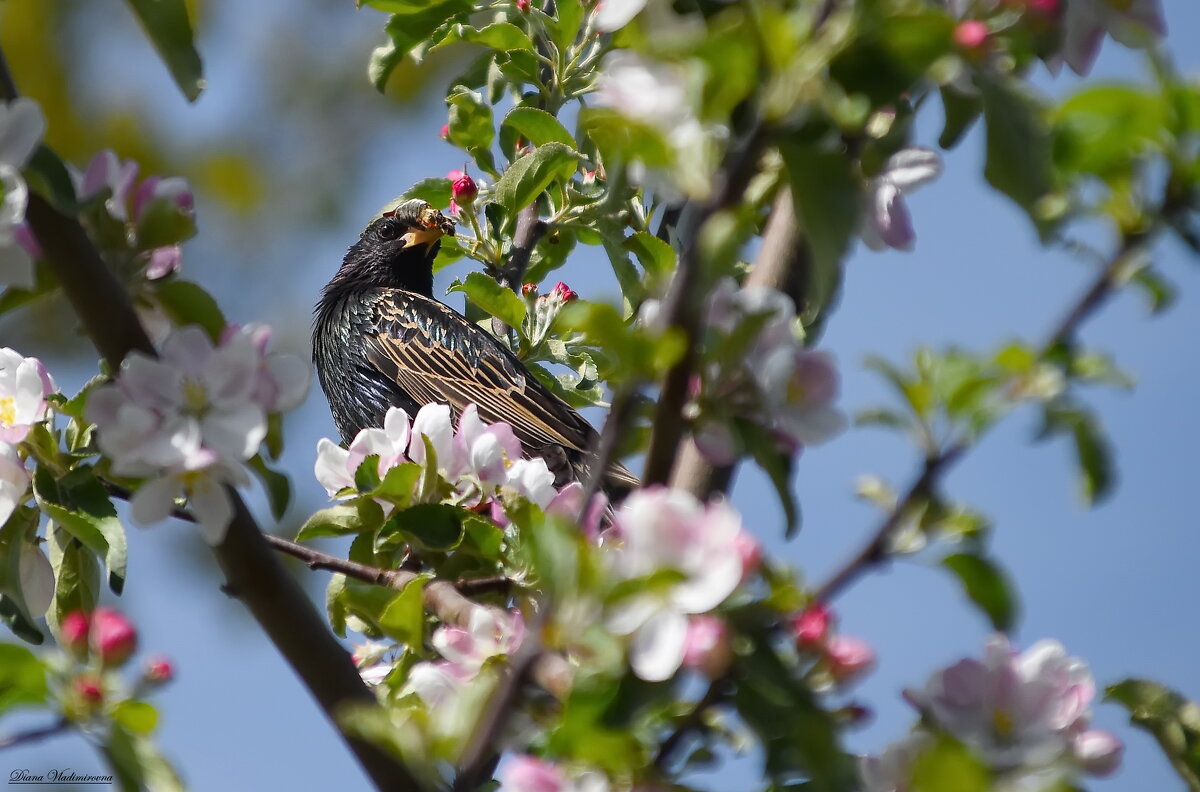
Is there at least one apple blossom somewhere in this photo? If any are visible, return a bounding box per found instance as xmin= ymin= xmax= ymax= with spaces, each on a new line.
xmin=826 ymin=635 xmax=877 ymax=684
xmin=0 ymin=98 xmax=46 ymax=290
xmin=606 ymin=487 xmax=744 ymax=681
xmin=132 ymin=462 xmax=250 ymax=545
xmin=0 ymin=442 xmax=29 ymax=529
xmin=220 ymin=323 xmax=310 ymax=414
xmin=681 ymin=615 xmax=733 ymax=678
xmin=500 ymin=755 xmax=564 ymax=792
xmin=860 ymin=147 xmax=942 ymax=252
xmin=1072 ymin=728 xmax=1123 ymax=776
xmin=903 ymin=635 xmax=1120 ymax=774
xmin=81 ymin=150 xmax=141 ymax=223
xmin=594 ymin=0 xmax=648 ymax=32
xmin=1062 ymin=0 xmax=1165 ymax=76
xmin=431 ymin=607 xmax=525 ymax=680
xmin=0 ymin=347 xmax=54 ymax=443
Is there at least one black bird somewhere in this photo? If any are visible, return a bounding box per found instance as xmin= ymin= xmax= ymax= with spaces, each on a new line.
xmin=313 ymin=198 xmax=638 ymax=495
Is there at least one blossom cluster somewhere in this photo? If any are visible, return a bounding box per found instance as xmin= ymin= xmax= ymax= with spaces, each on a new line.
xmin=316 ymin=402 xmax=568 ymax=519
xmin=685 ymin=278 xmax=847 ymax=464
xmin=0 ymin=346 xmax=55 ymax=524
xmin=861 ymin=635 xmax=1123 ymax=790
xmin=79 ymin=149 xmax=196 ymax=281
xmin=86 ymin=324 xmax=309 ymax=543
xmin=56 ymin=608 xmax=174 ymax=720
xmin=0 ymin=98 xmax=46 ymax=290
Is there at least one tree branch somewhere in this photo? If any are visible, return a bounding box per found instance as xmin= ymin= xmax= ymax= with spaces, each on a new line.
xmin=642 ymin=123 xmax=769 ymax=485
xmin=0 ymin=718 xmax=70 ymax=751
xmin=1 ymin=48 xmax=423 ymax=792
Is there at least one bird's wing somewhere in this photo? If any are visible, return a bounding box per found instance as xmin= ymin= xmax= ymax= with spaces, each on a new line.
xmin=361 ymin=289 xmax=598 ymax=459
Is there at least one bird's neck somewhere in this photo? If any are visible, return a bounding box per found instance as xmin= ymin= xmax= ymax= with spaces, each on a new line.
xmin=322 ymin=246 xmax=436 ymax=302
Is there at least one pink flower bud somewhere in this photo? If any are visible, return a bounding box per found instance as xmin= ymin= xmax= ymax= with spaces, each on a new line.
xmin=521 ymin=282 xmax=538 ymax=297
xmin=450 ymin=171 xmax=478 ymax=204
xmin=91 ymin=607 xmax=137 ymax=668
xmin=826 ymin=635 xmax=876 ymax=684
xmin=1074 ymin=730 xmax=1123 ymax=776
xmin=74 ymin=675 xmax=103 ymax=705
xmin=517 ymin=0 xmax=531 ymax=11
xmin=13 ymin=223 xmax=41 ymax=261
xmin=581 ymin=170 xmax=596 ymax=188
xmin=552 ymin=281 xmax=578 ymax=302
xmin=500 ymin=755 xmax=564 ymax=792
xmin=144 ymin=656 xmax=175 ymax=684
xmin=440 ymin=124 xmax=450 ymax=140
xmin=60 ymin=610 xmax=91 ymax=656
xmin=733 ymin=531 xmax=761 ymax=580
xmin=790 ymin=603 xmax=832 ymax=649
xmin=681 ymin=616 xmax=733 ymax=678
xmin=953 ymin=20 xmax=990 ymax=52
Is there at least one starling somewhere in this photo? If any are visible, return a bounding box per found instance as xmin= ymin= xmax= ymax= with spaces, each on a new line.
xmin=313 ymin=198 xmax=638 ymax=495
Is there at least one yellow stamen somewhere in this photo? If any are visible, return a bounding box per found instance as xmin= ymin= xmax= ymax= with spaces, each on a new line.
xmin=0 ymin=396 xmax=15 ymax=426
xmin=992 ymin=708 xmax=1015 ymax=739
xmin=182 ymin=379 xmax=209 ymax=414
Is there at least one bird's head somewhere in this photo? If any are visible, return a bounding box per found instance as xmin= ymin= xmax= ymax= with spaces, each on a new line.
xmin=332 ymin=199 xmax=456 ymax=296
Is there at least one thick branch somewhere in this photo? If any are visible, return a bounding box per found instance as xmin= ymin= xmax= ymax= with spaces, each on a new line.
xmin=643 ymin=124 xmax=768 ymax=484
xmin=2 ymin=51 xmax=422 ymax=791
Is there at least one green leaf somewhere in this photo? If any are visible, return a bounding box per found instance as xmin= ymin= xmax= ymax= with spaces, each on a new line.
xmin=939 ymin=86 xmax=981 ymax=150
xmin=980 ymin=74 xmax=1055 ymax=232
xmin=25 ymin=145 xmax=78 ymax=213
xmin=741 ymin=422 xmax=800 ymax=537
xmin=374 ymin=462 xmax=423 ymax=507
xmin=623 ymin=231 xmax=676 ymax=292
xmin=1038 ymin=402 xmax=1114 ymax=506
xmin=377 ymin=577 xmax=426 ymax=647
xmin=381 ymin=503 xmax=465 ymax=552
xmin=135 ymin=198 xmax=197 ymax=250
xmin=448 ymin=272 xmax=527 ymax=328
xmin=1131 ymin=266 xmax=1177 ymax=314
xmin=1106 ymin=678 xmax=1200 ymax=790
xmin=492 ymin=142 xmax=580 ymax=215
xmin=355 ymin=454 xmax=383 ymax=493
xmin=0 ymin=643 xmax=48 ymax=714
xmin=32 ymin=466 xmax=127 ymax=595
xmin=910 ymin=735 xmax=989 ymax=792
xmin=369 ymin=3 xmax=472 ymax=92
xmin=103 ymin=723 xmax=146 ymax=791
xmin=400 ymin=177 xmax=453 ymax=210
xmin=1052 ymin=84 xmax=1165 ymax=179
xmin=152 ymin=280 xmax=228 ymax=341
xmin=123 ymin=0 xmax=204 ymax=101
xmin=326 ymin=574 xmax=348 ymax=637
xmin=113 ymin=700 xmax=160 ymax=736
xmin=435 ymin=22 xmax=534 ymax=54
xmin=247 ymin=456 xmax=291 ymax=522
xmin=448 ymin=87 xmax=498 ymax=175
xmin=579 ymin=109 xmax=674 ymax=169
xmin=46 ymin=524 xmax=102 ymax=629
xmin=0 ymin=506 xmax=44 ymax=643
xmin=501 ymin=107 xmax=576 ymax=149
xmin=780 ymin=143 xmax=858 ymax=332
xmin=545 ymin=0 xmax=584 ymax=53
xmin=941 ymin=553 xmax=1018 ymax=632
xmin=296 ymin=498 xmax=386 ymax=541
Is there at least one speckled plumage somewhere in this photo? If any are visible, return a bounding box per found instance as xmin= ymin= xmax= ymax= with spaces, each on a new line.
xmin=313 ymin=199 xmax=638 ymax=494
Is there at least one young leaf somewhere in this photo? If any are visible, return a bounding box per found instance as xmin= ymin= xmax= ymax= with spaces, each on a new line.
xmin=296 ymin=498 xmax=386 ymax=541
xmin=448 ymin=272 xmax=527 ymax=328
xmin=247 ymin=456 xmax=291 ymax=522
xmin=1107 ymin=678 xmax=1200 ymax=790
xmin=369 ymin=3 xmax=473 ymax=92
xmin=941 ymin=553 xmax=1018 ymax=632
xmin=491 ymin=142 xmax=580 ymax=215
xmin=32 ymin=466 xmax=127 ymax=595
xmin=123 ymin=0 xmax=204 ymax=101
xmin=980 ymin=74 xmax=1054 ymax=233
xmin=0 ymin=643 xmax=48 ymax=714
xmin=381 ymin=503 xmax=465 ymax=552
xmin=501 ymin=107 xmax=576 ymax=149
xmin=377 ymin=577 xmax=426 ymax=647
xmin=152 ymin=280 xmax=228 ymax=341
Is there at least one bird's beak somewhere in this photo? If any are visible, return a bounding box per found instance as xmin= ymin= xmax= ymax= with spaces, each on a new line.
xmin=401 ymin=204 xmax=456 ymax=250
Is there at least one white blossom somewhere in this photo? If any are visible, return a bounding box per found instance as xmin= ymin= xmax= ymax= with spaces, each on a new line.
xmin=859 ymin=732 xmax=934 ymax=792
xmin=0 ymin=348 xmax=55 ymax=444
xmin=431 ymin=607 xmax=525 ymax=679
xmin=606 ymin=487 xmax=744 ymax=681
xmin=593 ymin=0 xmax=648 ymax=32
xmin=860 ymin=147 xmax=942 ymax=252
xmin=130 ymin=463 xmax=248 ymax=545
xmin=0 ymin=98 xmax=45 ymax=289
xmin=1062 ymin=0 xmax=1166 ymax=76
xmin=0 ymin=442 xmax=28 ymax=528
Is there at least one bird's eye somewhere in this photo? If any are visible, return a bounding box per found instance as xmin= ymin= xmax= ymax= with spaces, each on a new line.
xmin=377 ymin=219 xmax=400 ymax=240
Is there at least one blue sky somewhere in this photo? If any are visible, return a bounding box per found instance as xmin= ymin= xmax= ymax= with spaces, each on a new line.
xmin=4 ymin=2 xmax=1199 ymax=789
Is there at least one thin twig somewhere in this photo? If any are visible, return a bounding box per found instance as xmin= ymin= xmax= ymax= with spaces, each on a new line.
xmin=812 ymin=226 xmax=1158 ymax=604
xmin=653 ymin=674 xmax=731 ymax=769
xmin=0 ymin=47 xmax=423 ymax=791
xmin=0 ymin=718 xmax=70 ymax=751
xmin=577 ymin=386 xmax=636 ymax=517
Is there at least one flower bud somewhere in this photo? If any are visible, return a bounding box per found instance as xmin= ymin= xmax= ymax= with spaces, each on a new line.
xmin=953 ymin=20 xmax=990 ymax=53
xmin=500 ymin=755 xmax=564 ymax=792
xmin=681 ymin=616 xmax=733 ymax=678
xmin=450 ymin=170 xmax=478 ymax=205
xmin=551 ymin=281 xmax=578 ymax=302
xmin=91 ymin=607 xmax=137 ymax=668
xmin=521 ymin=282 xmax=538 ymax=297
xmin=516 ymin=0 xmax=531 ymax=11
xmin=74 ymin=675 xmax=103 ymax=705
xmin=144 ymin=656 xmax=175 ymax=684
xmin=790 ymin=603 xmax=832 ymax=649
xmin=826 ymin=635 xmax=876 ymax=684
xmin=733 ymin=531 xmax=762 ymax=580
xmin=60 ymin=611 xmax=91 ymax=656
xmin=440 ymin=124 xmax=450 ymax=140
xmin=1074 ymin=729 xmax=1123 ymax=777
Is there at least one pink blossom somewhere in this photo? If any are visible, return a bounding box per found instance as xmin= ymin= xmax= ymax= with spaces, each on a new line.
xmin=860 ymin=147 xmax=941 ymax=252
xmin=1061 ymin=0 xmax=1165 ymax=76
xmin=826 ymin=635 xmax=876 ymax=684
xmin=144 ymin=245 xmax=182 ymax=279
xmin=1073 ymin=729 xmax=1123 ymax=776
xmin=681 ymin=615 xmax=732 ymax=678
xmin=500 ymin=756 xmax=564 ymax=792
xmin=859 ymin=732 xmax=933 ymax=792
xmin=733 ymin=531 xmax=761 ymax=580
xmin=0 ymin=442 xmax=27 ymax=529
xmin=0 ymin=348 xmax=55 ymax=444
xmin=954 ymin=20 xmax=990 ymax=52
xmin=431 ymin=607 xmax=525 ymax=679
xmin=81 ymin=150 xmax=140 ymax=222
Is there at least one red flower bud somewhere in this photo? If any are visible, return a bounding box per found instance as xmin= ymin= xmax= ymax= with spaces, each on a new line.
xmin=790 ymin=603 xmax=832 ymax=649
xmin=74 ymin=675 xmax=103 ymax=705
xmin=517 ymin=0 xmax=531 ymax=11
xmin=91 ymin=608 xmax=137 ymax=668
xmin=440 ymin=124 xmax=450 ymax=140
xmin=60 ymin=610 xmax=91 ymax=656
xmin=521 ymin=282 xmax=538 ymax=297
xmin=953 ymin=20 xmax=990 ymax=53
xmin=552 ymin=281 xmax=578 ymax=302
xmin=144 ymin=656 xmax=174 ymax=684
xmin=451 ymin=171 xmax=478 ymax=204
